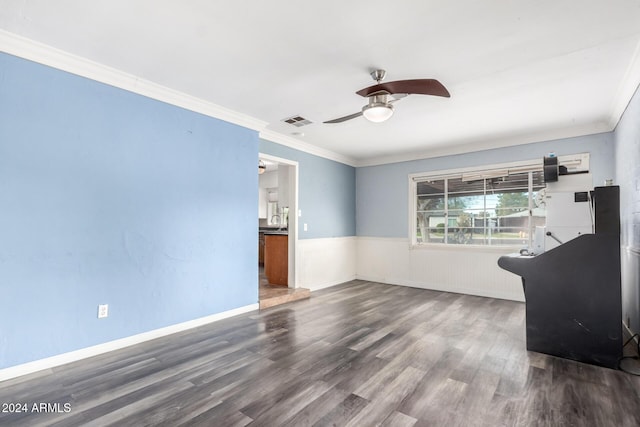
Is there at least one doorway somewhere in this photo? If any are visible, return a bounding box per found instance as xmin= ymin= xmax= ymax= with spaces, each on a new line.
xmin=257 ymin=154 xmax=308 ymax=308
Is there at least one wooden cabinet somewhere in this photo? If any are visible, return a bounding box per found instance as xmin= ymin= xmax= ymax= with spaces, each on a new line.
xmin=264 ymin=234 xmax=288 ymax=286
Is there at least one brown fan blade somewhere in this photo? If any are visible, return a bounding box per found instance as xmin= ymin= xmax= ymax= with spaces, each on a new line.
xmin=356 ymin=79 xmax=450 ymax=98
xmin=323 ymin=111 xmax=363 ymax=124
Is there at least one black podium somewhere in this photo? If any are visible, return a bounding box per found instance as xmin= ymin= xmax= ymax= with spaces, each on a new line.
xmin=498 ymin=186 xmax=622 ymax=368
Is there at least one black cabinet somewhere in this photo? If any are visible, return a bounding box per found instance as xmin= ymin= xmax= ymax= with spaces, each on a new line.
xmin=498 ymin=186 xmax=622 ymax=368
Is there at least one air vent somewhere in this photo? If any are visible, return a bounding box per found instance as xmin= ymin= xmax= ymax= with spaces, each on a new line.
xmin=282 ymin=115 xmax=313 ymax=127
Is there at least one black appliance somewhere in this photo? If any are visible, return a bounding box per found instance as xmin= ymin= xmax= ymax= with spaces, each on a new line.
xmin=497 ymin=186 xmax=621 ymax=368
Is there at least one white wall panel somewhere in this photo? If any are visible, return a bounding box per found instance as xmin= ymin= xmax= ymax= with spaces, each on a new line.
xmin=298 ymin=237 xmax=357 ymax=291
xmin=356 ymin=237 xmax=525 ymax=301
xmin=621 ymin=246 xmax=640 ymax=333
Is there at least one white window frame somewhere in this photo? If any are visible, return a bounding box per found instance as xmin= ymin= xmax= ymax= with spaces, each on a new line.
xmin=408 ymin=153 xmax=590 ymax=248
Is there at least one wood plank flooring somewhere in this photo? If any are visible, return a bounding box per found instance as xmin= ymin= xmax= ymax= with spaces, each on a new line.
xmin=1 ymin=280 xmax=639 ymax=426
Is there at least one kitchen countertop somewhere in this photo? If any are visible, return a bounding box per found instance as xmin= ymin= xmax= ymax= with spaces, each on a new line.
xmin=259 ymin=228 xmax=288 ymax=235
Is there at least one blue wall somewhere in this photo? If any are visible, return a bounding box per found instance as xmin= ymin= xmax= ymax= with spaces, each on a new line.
xmin=259 ymin=139 xmax=356 ymax=238
xmin=0 ymin=53 xmax=259 ymax=368
xmin=614 ymin=83 xmax=640 ymax=334
xmin=356 ymin=133 xmax=615 ymax=237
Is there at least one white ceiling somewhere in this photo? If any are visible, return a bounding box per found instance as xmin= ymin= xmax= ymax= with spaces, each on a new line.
xmin=1 ymin=1 xmax=639 ymax=166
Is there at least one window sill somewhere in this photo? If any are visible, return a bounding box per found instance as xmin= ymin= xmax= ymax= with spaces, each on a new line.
xmin=409 ymin=242 xmax=523 ymax=253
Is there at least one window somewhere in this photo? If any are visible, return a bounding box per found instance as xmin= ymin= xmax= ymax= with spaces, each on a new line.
xmin=410 ymin=154 xmax=589 ymax=247
xmin=409 ymin=153 xmax=590 ymax=247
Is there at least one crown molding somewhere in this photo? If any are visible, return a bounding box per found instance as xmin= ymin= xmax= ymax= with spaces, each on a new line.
xmin=0 ymin=30 xmax=268 ymax=132
xmin=259 ymin=129 xmax=357 ymax=167
xmin=0 ymin=30 xmax=360 ymax=166
xmin=3 ymin=29 xmax=628 ymax=170
xmin=354 ymin=122 xmax=612 ymax=167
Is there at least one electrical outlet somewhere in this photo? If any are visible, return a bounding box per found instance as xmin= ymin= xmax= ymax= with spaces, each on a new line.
xmin=303 ymin=223 xmax=308 ymax=231
xmin=98 ymin=304 xmax=109 ymax=319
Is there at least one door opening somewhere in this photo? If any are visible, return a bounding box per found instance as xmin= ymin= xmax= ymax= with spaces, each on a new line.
xmin=257 ymin=154 xmax=308 ymax=308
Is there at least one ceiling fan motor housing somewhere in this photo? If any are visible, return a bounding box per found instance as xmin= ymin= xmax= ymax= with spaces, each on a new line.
xmin=362 ymin=94 xmax=394 ymax=122
xmin=365 ymin=94 xmax=392 ymax=108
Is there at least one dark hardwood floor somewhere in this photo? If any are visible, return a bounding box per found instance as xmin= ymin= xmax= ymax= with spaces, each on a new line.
xmin=1 ymin=280 xmax=639 ymax=426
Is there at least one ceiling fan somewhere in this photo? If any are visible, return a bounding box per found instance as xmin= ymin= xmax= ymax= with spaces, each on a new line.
xmin=323 ymin=69 xmax=450 ymax=124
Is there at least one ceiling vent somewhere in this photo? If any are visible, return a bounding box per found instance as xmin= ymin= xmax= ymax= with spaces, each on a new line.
xmin=282 ymin=115 xmax=313 ymax=127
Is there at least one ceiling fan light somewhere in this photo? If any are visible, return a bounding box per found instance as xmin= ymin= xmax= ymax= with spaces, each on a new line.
xmin=362 ymin=103 xmax=394 ymax=123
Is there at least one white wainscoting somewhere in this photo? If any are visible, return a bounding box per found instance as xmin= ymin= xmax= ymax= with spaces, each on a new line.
xmin=356 ymin=237 xmax=525 ymax=302
xmin=297 ymin=237 xmax=357 ymax=291
xmin=621 ymin=245 xmax=640 ymax=334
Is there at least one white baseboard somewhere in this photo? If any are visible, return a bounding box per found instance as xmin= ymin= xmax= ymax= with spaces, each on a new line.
xmin=0 ymin=303 xmax=258 ymax=383
xmin=309 ymin=275 xmax=358 ymax=292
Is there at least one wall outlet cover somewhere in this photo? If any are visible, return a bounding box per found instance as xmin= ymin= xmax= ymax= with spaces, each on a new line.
xmin=98 ymin=304 xmax=109 ymax=319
